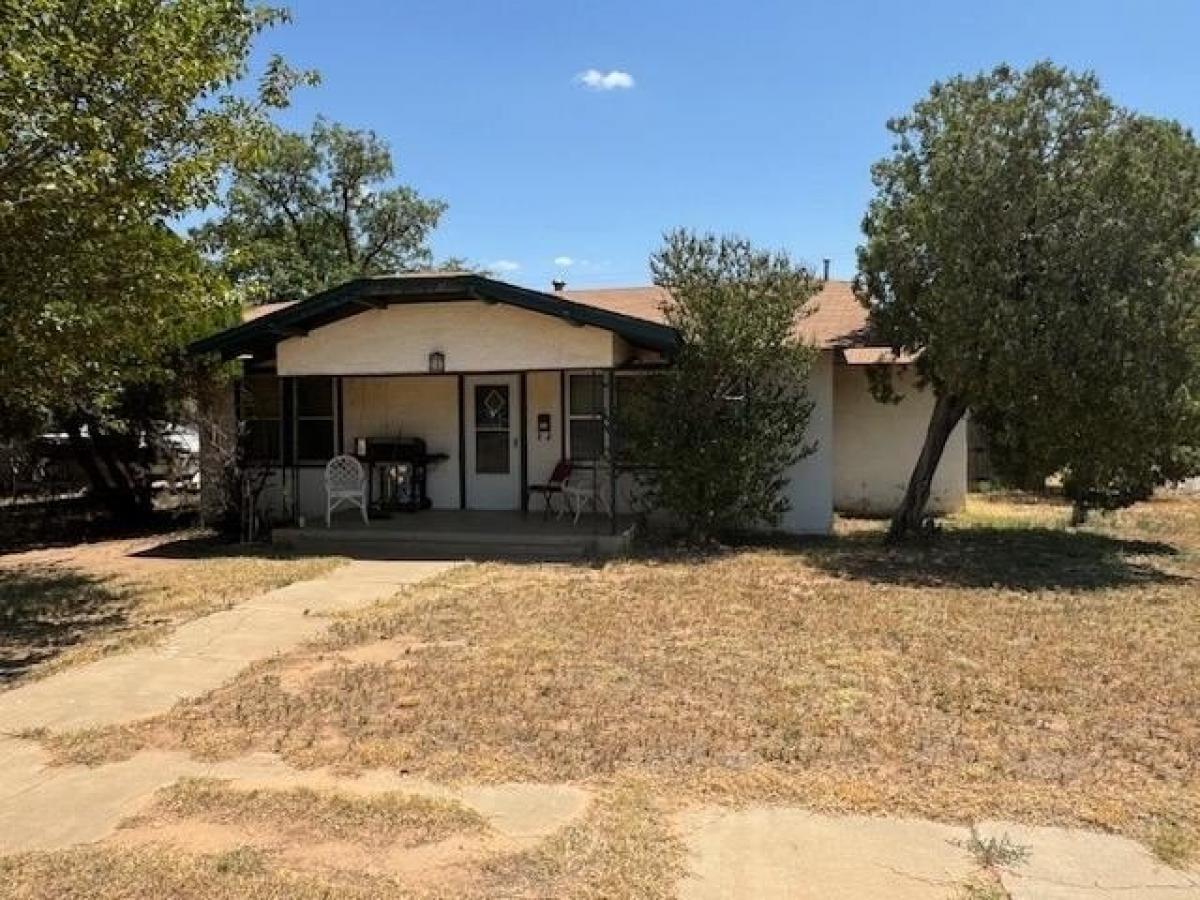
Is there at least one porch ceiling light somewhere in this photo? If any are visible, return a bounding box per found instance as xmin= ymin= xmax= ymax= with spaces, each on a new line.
xmin=428 ymin=350 xmax=445 ymax=374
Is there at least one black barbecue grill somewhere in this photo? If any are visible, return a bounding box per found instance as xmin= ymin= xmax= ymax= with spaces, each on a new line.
xmin=358 ymin=437 xmax=448 ymax=513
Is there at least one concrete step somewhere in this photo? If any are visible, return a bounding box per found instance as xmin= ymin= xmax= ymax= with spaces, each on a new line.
xmin=273 ymin=528 xmax=625 ymax=562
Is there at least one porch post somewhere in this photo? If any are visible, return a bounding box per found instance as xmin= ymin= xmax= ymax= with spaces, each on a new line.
xmin=335 ymin=376 xmax=344 ymax=454
xmin=607 ymin=369 xmax=618 ymax=535
xmin=457 ymin=374 xmax=466 ymax=510
xmin=519 ymin=371 xmax=529 ymax=513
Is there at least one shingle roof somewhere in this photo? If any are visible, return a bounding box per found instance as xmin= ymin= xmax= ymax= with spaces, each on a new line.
xmin=197 ymin=273 xmax=679 ymax=359
xmin=564 ymin=280 xmax=870 ymax=349
xmin=241 ymin=301 xmax=296 ymax=322
xmin=218 ymin=275 xmax=877 ymax=359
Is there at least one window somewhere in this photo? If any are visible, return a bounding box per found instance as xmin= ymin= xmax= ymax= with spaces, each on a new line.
xmin=474 ymin=384 xmax=511 ymax=474
xmin=295 ymin=377 xmax=335 ymax=462
xmin=568 ymin=372 xmax=606 ymax=461
xmin=242 ymin=375 xmax=281 ymax=463
xmin=612 ymin=371 xmax=654 ymax=466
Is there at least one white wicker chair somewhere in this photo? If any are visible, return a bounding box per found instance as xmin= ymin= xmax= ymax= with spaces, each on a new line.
xmin=562 ymin=464 xmax=613 ymax=524
xmin=324 ymin=454 xmax=368 ymax=527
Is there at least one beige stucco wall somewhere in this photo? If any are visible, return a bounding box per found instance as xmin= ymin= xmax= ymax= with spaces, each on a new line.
xmin=526 ymin=370 xmax=563 ymax=491
xmin=833 ymin=364 xmax=967 ymax=516
xmin=277 ymin=301 xmax=620 ymax=376
xmin=341 ymin=376 xmax=461 ymax=509
xmin=779 ymin=350 xmax=835 ymax=534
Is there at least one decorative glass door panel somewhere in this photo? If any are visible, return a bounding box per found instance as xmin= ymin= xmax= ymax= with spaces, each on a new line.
xmin=464 ymin=375 xmax=521 ymax=509
xmin=474 ymin=384 xmax=510 ymax=474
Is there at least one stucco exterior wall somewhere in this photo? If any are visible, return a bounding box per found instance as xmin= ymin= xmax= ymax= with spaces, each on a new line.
xmin=833 ymin=364 xmax=967 ymax=516
xmin=526 ymin=371 xmax=563 ymax=491
xmin=341 ymin=376 xmax=461 ymax=509
xmin=779 ymin=350 xmax=835 ymax=534
xmin=277 ymin=301 xmax=619 ymax=375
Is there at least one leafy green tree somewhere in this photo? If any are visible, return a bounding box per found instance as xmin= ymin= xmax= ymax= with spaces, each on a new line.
xmin=0 ymin=0 xmax=314 ymax=513
xmin=194 ymin=118 xmax=447 ymax=303
xmin=620 ymin=230 xmax=820 ymax=540
xmin=857 ymin=62 xmax=1200 ymax=537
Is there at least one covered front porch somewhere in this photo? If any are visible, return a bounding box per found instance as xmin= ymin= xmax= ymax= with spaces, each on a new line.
xmin=193 ymin=273 xmax=676 ymax=550
xmin=273 ymin=508 xmax=635 ymax=560
xmin=244 ymin=367 xmax=633 ymax=527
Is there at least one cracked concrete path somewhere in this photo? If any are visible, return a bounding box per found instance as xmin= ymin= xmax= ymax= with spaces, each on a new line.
xmin=676 ymin=806 xmax=974 ymax=899
xmin=977 ymin=820 xmax=1200 ymax=900
xmin=0 ymin=559 xmax=459 ymax=732
xmin=0 ymin=737 xmax=589 ymax=854
xmin=676 ymin=807 xmax=1200 ymax=900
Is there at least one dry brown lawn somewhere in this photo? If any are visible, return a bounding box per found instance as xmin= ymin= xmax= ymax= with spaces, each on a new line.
xmin=0 ymin=532 xmax=341 ymax=685
xmin=0 ymin=781 xmax=680 ymax=899
xmin=125 ymin=777 xmax=489 ymax=850
xmin=46 ymin=494 xmax=1200 ymax=856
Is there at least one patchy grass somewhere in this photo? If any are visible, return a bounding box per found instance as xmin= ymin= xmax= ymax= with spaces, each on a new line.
xmin=959 ymin=827 xmax=1030 ymax=870
xmin=0 ymin=540 xmax=340 ymax=685
xmin=125 ymin=777 xmax=487 ymax=850
xmin=0 ymin=845 xmax=413 ymax=900
xmin=957 ymin=873 xmax=1011 ymax=900
xmin=1147 ymin=820 xmax=1199 ymax=869
xmin=481 ymin=782 xmax=684 ymax=900
xmin=47 ymin=496 xmax=1200 ymax=851
xmin=1 ymin=782 xmax=679 ymax=899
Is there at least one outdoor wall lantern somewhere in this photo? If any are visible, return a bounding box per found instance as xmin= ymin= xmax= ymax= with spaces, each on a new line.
xmin=537 ymin=412 xmax=552 ymax=440
xmin=428 ymin=350 xmax=445 ymax=374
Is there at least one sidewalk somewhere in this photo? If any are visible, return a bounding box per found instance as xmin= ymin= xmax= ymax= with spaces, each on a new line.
xmin=0 ymin=559 xmax=458 ymax=732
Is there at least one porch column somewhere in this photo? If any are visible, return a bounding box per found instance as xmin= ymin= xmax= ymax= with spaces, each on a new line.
xmin=607 ymin=369 xmax=618 ymax=535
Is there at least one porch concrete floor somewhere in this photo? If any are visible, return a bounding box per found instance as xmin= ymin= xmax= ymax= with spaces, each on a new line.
xmin=273 ymin=510 xmax=634 ymax=560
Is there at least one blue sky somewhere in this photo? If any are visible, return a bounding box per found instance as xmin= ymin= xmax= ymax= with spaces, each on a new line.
xmin=247 ymin=0 xmax=1200 ymax=290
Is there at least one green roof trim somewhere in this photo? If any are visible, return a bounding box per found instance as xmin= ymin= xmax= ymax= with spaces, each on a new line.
xmin=188 ymin=273 xmax=680 ymax=360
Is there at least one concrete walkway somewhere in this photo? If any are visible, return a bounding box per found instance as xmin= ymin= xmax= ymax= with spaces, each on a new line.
xmin=677 ymin=807 xmax=1200 ymax=900
xmin=0 ymin=737 xmax=588 ymax=854
xmin=0 ymin=559 xmax=458 ymax=732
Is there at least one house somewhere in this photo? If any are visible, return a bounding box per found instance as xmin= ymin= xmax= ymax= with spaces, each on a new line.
xmin=189 ymin=272 xmax=966 ymax=537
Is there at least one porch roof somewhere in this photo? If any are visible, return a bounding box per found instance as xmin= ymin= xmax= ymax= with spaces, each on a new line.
xmin=189 ymin=273 xmax=681 ymax=361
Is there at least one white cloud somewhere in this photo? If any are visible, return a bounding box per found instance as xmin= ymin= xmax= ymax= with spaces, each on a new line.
xmin=490 ymin=259 xmax=521 ymax=274
xmin=576 ymin=69 xmax=635 ymax=91
xmin=553 ymin=256 xmax=574 ymax=267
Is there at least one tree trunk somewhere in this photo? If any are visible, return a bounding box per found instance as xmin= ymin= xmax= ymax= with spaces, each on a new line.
xmin=887 ymin=392 xmax=968 ymax=542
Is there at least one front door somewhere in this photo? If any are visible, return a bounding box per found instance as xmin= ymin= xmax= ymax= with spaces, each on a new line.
xmin=464 ymin=374 xmax=521 ymax=509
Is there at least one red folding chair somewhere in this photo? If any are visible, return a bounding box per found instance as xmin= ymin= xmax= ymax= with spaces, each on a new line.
xmin=527 ymin=459 xmax=572 ymax=519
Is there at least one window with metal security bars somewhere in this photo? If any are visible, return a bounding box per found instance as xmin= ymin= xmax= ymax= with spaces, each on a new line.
xmin=242 ymin=375 xmax=282 ymax=463
xmin=295 ymin=377 xmax=336 ymax=462
xmin=568 ymin=372 xmax=606 ymax=461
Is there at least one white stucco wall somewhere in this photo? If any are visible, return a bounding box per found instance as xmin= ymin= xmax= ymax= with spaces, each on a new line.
xmin=833 ymin=364 xmax=967 ymax=516
xmin=779 ymin=350 xmax=835 ymax=534
xmin=341 ymin=376 xmax=461 ymax=509
xmin=277 ymin=301 xmax=620 ymax=375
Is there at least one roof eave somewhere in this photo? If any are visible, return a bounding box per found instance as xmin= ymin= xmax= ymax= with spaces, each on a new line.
xmin=188 ymin=274 xmax=680 ymax=360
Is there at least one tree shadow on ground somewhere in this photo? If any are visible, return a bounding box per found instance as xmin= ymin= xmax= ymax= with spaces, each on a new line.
xmin=0 ymin=567 xmax=132 ymax=685
xmin=0 ymin=496 xmax=196 ymax=555
xmin=129 ymin=533 xmax=301 ymax=561
xmin=748 ymin=527 xmax=1188 ymax=592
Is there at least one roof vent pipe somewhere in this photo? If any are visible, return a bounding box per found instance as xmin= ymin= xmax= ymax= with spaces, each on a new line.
xmin=552 ymin=279 xmax=567 ymax=293
xmin=822 ymin=258 xmax=830 ymax=282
